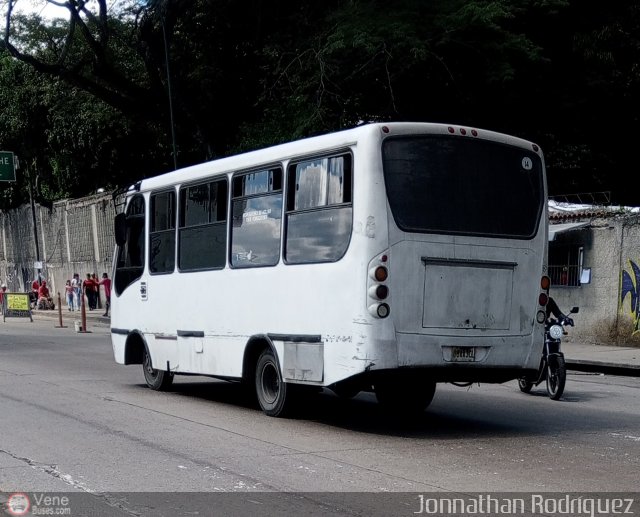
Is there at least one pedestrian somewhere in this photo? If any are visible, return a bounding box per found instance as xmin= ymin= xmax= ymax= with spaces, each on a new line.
xmin=0 ymin=283 xmax=6 ymax=311
xmin=30 ymin=277 xmax=40 ymax=308
xmin=100 ymin=272 xmax=112 ymax=317
xmin=65 ymin=279 xmax=75 ymax=311
xmin=91 ymin=273 xmax=101 ymax=310
xmin=83 ymin=273 xmax=96 ymax=310
xmin=71 ymin=273 xmax=81 ymax=311
xmin=37 ymin=280 xmax=54 ymax=310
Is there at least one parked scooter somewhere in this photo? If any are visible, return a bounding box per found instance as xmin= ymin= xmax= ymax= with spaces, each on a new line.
xmin=518 ymin=305 xmax=579 ymax=400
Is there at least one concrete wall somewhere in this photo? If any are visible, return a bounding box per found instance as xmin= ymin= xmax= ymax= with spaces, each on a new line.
xmin=551 ymin=214 xmax=640 ymax=346
xmin=0 ymin=194 xmax=114 ymax=307
xmin=3 ymin=192 xmax=639 ymax=346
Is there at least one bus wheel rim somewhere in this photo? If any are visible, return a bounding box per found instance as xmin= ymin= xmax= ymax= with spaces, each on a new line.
xmin=144 ymin=351 xmax=155 ymax=377
xmin=261 ymin=362 xmax=279 ymax=404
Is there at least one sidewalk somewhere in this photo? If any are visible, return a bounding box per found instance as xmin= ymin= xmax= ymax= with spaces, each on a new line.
xmin=31 ymin=307 xmax=110 ymax=329
xmin=562 ymin=341 xmax=640 ymax=377
xmin=26 ymin=310 xmax=640 ymax=377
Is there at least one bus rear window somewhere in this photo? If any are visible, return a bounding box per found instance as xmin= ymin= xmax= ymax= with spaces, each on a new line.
xmin=382 ymin=136 xmax=543 ymax=239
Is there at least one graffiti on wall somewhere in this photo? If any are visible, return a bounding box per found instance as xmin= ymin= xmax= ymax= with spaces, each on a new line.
xmin=620 ymin=259 xmax=640 ymax=334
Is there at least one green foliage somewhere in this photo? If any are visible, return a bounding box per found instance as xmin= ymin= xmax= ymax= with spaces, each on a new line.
xmin=1 ymin=0 xmax=639 ymax=205
xmin=0 ymin=54 xmax=48 ymax=207
xmin=240 ymin=0 xmax=574 ymax=148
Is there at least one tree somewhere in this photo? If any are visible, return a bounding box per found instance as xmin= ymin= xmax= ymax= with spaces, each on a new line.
xmin=2 ymin=0 xmax=639 ymax=205
xmin=242 ymin=0 xmax=570 ymax=145
xmin=2 ymin=1 xmax=155 ymax=115
xmin=0 ymin=53 xmax=52 ymax=207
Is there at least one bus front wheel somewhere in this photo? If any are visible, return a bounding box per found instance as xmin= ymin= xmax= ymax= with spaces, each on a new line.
xmin=142 ymin=346 xmax=174 ymax=391
xmin=255 ymin=348 xmax=295 ymax=417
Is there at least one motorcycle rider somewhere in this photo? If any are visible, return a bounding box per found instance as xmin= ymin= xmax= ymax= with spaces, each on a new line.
xmin=547 ymin=296 xmax=573 ymax=325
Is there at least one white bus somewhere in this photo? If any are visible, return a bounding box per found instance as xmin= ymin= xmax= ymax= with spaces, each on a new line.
xmin=111 ymin=122 xmax=550 ymax=417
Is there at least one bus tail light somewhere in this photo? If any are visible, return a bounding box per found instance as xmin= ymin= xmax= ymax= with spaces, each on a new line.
xmin=370 ymin=266 xmax=388 ymax=282
xmin=368 ymin=252 xmax=390 ymax=318
xmin=541 ymin=276 xmax=551 ymax=290
xmin=369 ymin=303 xmax=390 ymax=318
xmin=539 ymin=275 xmax=550 ymax=313
xmin=368 ymin=284 xmax=389 ymax=300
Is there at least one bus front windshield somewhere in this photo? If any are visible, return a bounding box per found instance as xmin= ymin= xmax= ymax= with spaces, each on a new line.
xmin=382 ymin=136 xmax=544 ymax=239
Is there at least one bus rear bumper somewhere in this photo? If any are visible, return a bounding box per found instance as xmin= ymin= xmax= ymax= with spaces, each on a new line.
xmin=330 ymin=366 xmax=537 ymax=391
xmin=394 ymin=332 xmax=541 ymax=378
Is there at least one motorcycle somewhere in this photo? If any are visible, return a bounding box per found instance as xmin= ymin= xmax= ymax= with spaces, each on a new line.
xmin=518 ymin=306 xmax=579 ymax=400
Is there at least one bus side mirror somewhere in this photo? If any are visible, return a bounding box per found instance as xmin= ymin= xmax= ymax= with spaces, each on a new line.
xmin=115 ymin=213 xmax=127 ymax=246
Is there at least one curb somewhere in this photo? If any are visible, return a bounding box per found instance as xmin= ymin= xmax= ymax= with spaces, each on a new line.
xmin=30 ymin=310 xmax=111 ymax=328
xmin=565 ymin=360 xmax=640 ymax=378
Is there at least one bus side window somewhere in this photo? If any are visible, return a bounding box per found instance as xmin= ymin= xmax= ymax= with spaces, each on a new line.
xmin=178 ymin=179 xmax=228 ymax=271
xmin=285 ymin=153 xmax=353 ymax=264
xmin=149 ymin=190 xmax=176 ymax=274
xmin=230 ymin=168 xmax=282 ymax=268
xmin=114 ymin=194 xmax=146 ymax=296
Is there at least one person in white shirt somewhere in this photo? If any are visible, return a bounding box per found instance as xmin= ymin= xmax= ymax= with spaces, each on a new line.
xmin=70 ymin=273 xmax=81 ymax=311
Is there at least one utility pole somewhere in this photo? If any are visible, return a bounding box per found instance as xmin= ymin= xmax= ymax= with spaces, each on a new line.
xmin=140 ymin=0 xmax=177 ymax=170
xmin=161 ymin=18 xmax=178 ymax=171
xmin=27 ymin=163 xmax=42 ymax=283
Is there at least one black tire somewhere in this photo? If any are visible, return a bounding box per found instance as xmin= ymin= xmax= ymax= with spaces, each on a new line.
xmin=374 ymin=376 xmax=436 ymax=413
xmin=142 ymin=346 xmax=174 ymax=391
xmin=518 ymin=377 xmax=534 ymax=393
xmin=331 ymin=381 xmax=361 ymax=399
xmin=255 ymin=348 xmax=296 ymax=417
xmin=546 ymin=355 xmax=566 ymax=400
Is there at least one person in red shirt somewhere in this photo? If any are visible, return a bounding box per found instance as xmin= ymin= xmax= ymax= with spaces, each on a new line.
xmin=37 ymin=280 xmax=54 ymax=310
xmin=83 ymin=273 xmax=97 ymax=310
xmin=38 ymin=281 xmax=50 ymax=299
xmin=30 ymin=278 xmax=40 ymax=308
xmin=99 ymin=272 xmax=112 ymax=317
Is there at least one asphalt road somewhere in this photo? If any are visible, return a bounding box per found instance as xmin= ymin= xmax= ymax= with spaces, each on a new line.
xmin=1 ymin=319 xmax=639 ymax=515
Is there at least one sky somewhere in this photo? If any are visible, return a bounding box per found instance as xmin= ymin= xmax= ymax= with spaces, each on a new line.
xmin=4 ymin=0 xmax=131 ymax=20
xmin=7 ymin=0 xmax=68 ymax=19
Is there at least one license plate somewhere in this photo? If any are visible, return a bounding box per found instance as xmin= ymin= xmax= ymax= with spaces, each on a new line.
xmin=451 ymin=347 xmax=476 ymax=362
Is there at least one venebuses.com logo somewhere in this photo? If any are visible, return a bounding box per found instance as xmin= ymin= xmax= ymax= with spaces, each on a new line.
xmin=4 ymin=492 xmax=71 ymax=516
xmin=6 ymin=493 xmax=30 ymax=516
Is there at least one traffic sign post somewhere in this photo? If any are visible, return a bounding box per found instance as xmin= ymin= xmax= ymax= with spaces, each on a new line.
xmin=0 ymin=151 xmax=17 ymax=182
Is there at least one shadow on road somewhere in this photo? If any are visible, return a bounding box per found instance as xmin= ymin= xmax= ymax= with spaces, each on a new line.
xmin=137 ymin=378 xmax=613 ymax=439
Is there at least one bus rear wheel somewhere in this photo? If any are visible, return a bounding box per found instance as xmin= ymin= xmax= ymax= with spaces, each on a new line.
xmin=255 ymin=348 xmax=296 ymax=417
xmin=142 ymin=346 xmax=174 ymax=391
xmin=518 ymin=377 xmax=534 ymax=393
xmin=374 ymin=376 xmax=436 ymax=414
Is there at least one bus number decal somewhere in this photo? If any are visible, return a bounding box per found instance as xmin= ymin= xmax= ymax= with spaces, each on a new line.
xmin=324 ymin=335 xmax=353 ymax=343
xmin=521 ymin=157 xmax=533 ymax=170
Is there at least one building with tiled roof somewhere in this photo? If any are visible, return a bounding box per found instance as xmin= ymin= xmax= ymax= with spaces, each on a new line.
xmin=547 ymin=201 xmax=640 ymax=345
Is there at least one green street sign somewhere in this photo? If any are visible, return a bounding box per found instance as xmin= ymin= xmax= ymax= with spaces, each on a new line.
xmin=0 ymin=151 xmax=16 ymax=182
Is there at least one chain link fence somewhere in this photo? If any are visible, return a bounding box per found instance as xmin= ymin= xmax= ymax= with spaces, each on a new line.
xmin=0 ymin=193 xmax=115 ymax=299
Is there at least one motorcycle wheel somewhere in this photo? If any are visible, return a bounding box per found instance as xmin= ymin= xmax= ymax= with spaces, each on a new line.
xmin=517 ymin=377 xmax=534 ymax=393
xmin=546 ymin=356 xmax=566 ymax=400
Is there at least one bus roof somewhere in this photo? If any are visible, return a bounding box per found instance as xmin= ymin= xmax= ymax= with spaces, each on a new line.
xmin=132 ymin=122 xmax=541 ymax=194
